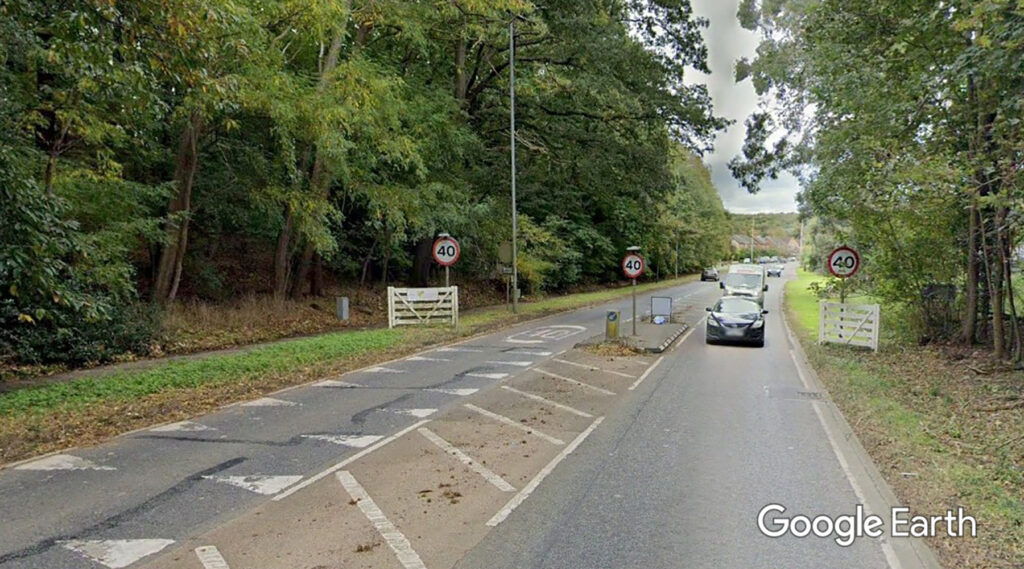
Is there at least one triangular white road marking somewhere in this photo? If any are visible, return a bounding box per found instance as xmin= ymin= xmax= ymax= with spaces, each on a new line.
xmin=16 ymin=454 xmax=115 ymax=471
xmin=240 ymin=397 xmax=298 ymax=407
xmin=407 ymin=356 xmax=452 ymax=362
xmin=203 ymin=475 xmax=303 ymax=495
xmin=363 ymin=366 xmax=405 ymax=374
xmin=435 ymin=347 xmax=483 ymax=353
xmin=388 ymin=408 xmax=437 ymax=418
xmin=484 ymin=360 xmax=534 ymax=367
xmin=509 ymin=349 xmax=553 ymax=356
xmin=301 ymin=434 xmax=384 ymax=448
xmin=62 ymin=539 xmax=175 ymax=568
xmin=150 ymin=421 xmax=215 ymax=433
xmin=466 ymin=372 xmax=508 ymax=380
xmin=314 ymin=379 xmax=362 ymax=388
xmin=427 ymin=388 xmax=479 ymax=396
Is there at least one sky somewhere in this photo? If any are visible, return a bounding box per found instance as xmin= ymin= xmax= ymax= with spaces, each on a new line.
xmin=686 ymin=0 xmax=800 ymax=214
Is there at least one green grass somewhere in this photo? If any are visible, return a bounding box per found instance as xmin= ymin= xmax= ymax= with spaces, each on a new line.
xmin=0 ymin=275 xmax=696 ymax=417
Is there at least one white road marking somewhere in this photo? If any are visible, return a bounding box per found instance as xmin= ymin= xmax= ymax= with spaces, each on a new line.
xmin=501 ymin=386 xmax=593 ymax=418
xmin=241 ymin=397 xmax=298 ymax=407
xmin=273 ymin=420 xmax=430 ymax=501
xmin=203 ymin=475 xmax=304 ymax=495
xmin=387 ymin=408 xmax=437 ymax=418
xmin=15 ymin=454 xmax=115 ymax=471
xmin=484 ymin=360 xmax=534 ymax=367
xmin=363 ymin=366 xmax=405 ymax=374
xmin=487 ymin=416 xmax=605 ymax=526
xmin=463 ymin=404 xmax=564 ymax=445
xmin=62 ymin=539 xmax=175 ymax=569
xmin=629 ymin=355 xmax=665 ymax=391
xmin=418 ymin=427 xmax=516 ymax=492
xmin=789 ymin=350 xmax=902 ymax=569
xmin=426 ymin=387 xmax=479 ymax=396
xmin=509 ymin=349 xmax=553 ymax=356
xmin=435 ymin=346 xmax=483 ymax=353
xmin=551 ymin=358 xmax=636 ymax=379
xmin=466 ymin=372 xmax=509 ymax=380
xmin=407 ymin=355 xmax=452 ymax=362
xmin=150 ymin=421 xmax=215 ymax=433
xmin=314 ymin=379 xmax=362 ymax=388
xmin=337 ymin=471 xmax=428 ymax=569
xmin=534 ymin=368 xmax=616 ymax=396
xmin=506 ymin=325 xmax=586 ymax=344
xmin=195 ymin=545 xmax=231 ymax=569
xmin=302 ymin=434 xmax=384 ymax=448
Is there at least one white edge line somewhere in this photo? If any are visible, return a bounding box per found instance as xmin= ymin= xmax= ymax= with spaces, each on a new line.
xmin=273 ymin=419 xmax=430 ymax=501
xmin=463 ymin=404 xmax=564 ymax=445
xmin=788 ymin=349 xmax=902 ymax=569
xmin=487 ymin=416 xmax=605 ymax=526
xmin=533 ymin=368 xmax=616 ymax=396
xmin=501 ymin=386 xmax=593 ymax=418
xmin=337 ymin=471 xmax=428 ymax=569
xmin=551 ymin=358 xmax=636 ymax=379
xmin=195 ymin=545 xmax=231 ymax=569
xmin=628 ymin=355 xmax=665 ymax=391
xmin=418 ymin=428 xmax=516 ymax=492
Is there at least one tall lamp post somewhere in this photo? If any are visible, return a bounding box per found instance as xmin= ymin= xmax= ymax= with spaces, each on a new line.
xmin=509 ymin=19 xmax=519 ymax=314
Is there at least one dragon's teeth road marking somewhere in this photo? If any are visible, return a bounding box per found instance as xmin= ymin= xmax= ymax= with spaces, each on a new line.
xmin=418 ymin=428 xmax=515 ymax=492
xmin=426 ymin=388 xmax=479 ymax=396
xmin=551 ymin=358 xmax=636 ymax=379
xmin=203 ymin=475 xmax=303 ymax=495
xmin=466 ymin=372 xmax=509 ymax=380
xmin=62 ymin=539 xmax=175 ymax=569
xmin=463 ymin=404 xmax=564 ymax=445
xmin=435 ymin=346 xmax=483 ymax=353
xmin=388 ymin=408 xmax=437 ymax=418
xmin=337 ymin=471 xmax=427 ymax=569
xmin=195 ymin=546 xmax=231 ymax=569
xmin=509 ymin=349 xmax=553 ymax=356
xmin=487 ymin=416 xmax=605 ymax=527
xmin=150 ymin=421 xmax=215 ymax=433
xmin=16 ymin=454 xmax=115 ymax=471
xmin=363 ymin=366 xmax=405 ymax=374
xmin=500 ymin=386 xmax=593 ymax=418
xmin=407 ymin=355 xmax=452 ymax=362
xmin=302 ymin=434 xmax=384 ymax=448
xmin=241 ymin=397 xmax=298 ymax=407
xmin=314 ymin=379 xmax=362 ymax=388
xmin=484 ymin=360 xmax=534 ymax=367
xmin=534 ymin=368 xmax=616 ymax=396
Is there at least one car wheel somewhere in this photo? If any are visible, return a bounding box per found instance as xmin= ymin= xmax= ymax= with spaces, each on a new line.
xmin=754 ymin=339 xmax=765 ymax=348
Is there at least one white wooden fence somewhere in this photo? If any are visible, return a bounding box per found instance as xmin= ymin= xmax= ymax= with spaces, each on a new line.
xmin=819 ymin=301 xmax=880 ymax=351
xmin=387 ymin=286 xmax=459 ymax=328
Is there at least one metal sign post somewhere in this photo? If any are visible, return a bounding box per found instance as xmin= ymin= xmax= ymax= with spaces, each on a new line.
xmin=827 ymin=245 xmax=860 ymax=303
xmin=622 ymin=249 xmax=645 ymax=337
xmin=432 ymin=234 xmax=460 ymax=288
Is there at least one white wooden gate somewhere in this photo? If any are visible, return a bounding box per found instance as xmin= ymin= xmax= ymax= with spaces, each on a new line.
xmin=388 ymin=286 xmax=459 ymax=328
xmin=819 ymin=301 xmax=880 ymax=351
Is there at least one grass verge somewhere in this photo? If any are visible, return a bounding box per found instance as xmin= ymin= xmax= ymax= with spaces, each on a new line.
xmin=785 ymin=269 xmax=1023 ymax=568
xmin=0 ymin=275 xmax=696 ymax=465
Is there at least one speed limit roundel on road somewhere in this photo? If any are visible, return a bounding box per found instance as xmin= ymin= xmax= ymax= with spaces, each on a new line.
xmin=827 ymin=246 xmax=860 ymax=278
xmin=622 ymin=253 xmax=645 ymax=279
xmin=432 ymin=236 xmax=460 ymax=267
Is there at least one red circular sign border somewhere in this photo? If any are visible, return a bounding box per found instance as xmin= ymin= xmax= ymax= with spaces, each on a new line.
xmin=827 ymin=246 xmax=860 ymax=278
xmin=622 ymin=253 xmax=645 ymax=279
xmin=432 ymin=237 xmax=461 ymax=267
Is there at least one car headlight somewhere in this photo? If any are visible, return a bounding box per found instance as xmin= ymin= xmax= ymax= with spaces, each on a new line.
xmin=751 ymin=320 xmax=764 ymax=329
xmin=707 ymin=316 xmax=722 ymax=327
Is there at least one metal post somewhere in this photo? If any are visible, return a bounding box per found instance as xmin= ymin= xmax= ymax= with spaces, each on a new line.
xmin=675 ymin=241 xmax=679 ymax=279
xmin=445 ymin=265 xmax=450 ymax=288
xmin=750 ymin=218 xmax=755 ymax=261
xmin=510 ymin=20 xmax=519 ymax=315
xmin=632 ymin=278 xmax=637 ymax=336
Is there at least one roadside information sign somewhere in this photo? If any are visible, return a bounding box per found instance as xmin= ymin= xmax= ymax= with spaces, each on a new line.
xmin=432 ymin=236 xmax=460 ymax=267
xmin=622 ymin=253 xmax=645 ymax=279
xmin=827 ymin=246 xmax=860 ymax=278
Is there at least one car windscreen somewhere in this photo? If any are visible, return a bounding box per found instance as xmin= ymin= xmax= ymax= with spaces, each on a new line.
xmin=715 ymin=298 xmax=761 ymax=315
xmin=723 ymin=273 xmax=761 ymax=288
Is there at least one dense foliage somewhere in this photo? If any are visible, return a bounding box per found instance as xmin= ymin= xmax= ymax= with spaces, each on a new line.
xmin=0 ymin=0 xmax=731 ymax=365
xmin=732 ymin=0 xmax=1024 ymax=359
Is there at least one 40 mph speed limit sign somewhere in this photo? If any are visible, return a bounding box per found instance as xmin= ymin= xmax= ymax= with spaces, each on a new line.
xmin=622 ymin=253 xmax=645 ymax=279
xmin=432 ymin=236 xmax=460 ymax=267
xmin=827 ymin=246 xmax=860 ymax=278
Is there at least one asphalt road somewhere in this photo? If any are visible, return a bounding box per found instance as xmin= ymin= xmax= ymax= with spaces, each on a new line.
xmin=0 ymin=277 xmax=712 ymax=569
xmin=455 ymin=269 xmax=893 ymax=569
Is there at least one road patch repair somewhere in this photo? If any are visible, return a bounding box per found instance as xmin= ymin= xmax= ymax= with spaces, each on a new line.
xmin=137 ymin=345 xmax=660 ymax=569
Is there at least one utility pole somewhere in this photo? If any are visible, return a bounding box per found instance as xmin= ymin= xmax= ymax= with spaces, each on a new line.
xmin=750 ymin=218 xmax=755 ymax=261
xmin=509 ymin=19 xmax=519 ymax=315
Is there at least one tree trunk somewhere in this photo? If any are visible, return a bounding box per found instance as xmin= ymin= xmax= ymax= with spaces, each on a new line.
xmin=412 ymin=238 xmax=432 ymax=286
xmin=962 ymin=197 xmax=979 ymax=343
xmin=311 ymin=252 xmax=325 ymax=297
xmin=153 ymin=111 xmax=202 ymax=303
xmin=290 ymin=241 xmax=315 ymax=299
xmin=274 ymin=205 xmax=294 ymax=298
xmin=454 ymin=27 xmax=468 ymax=101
